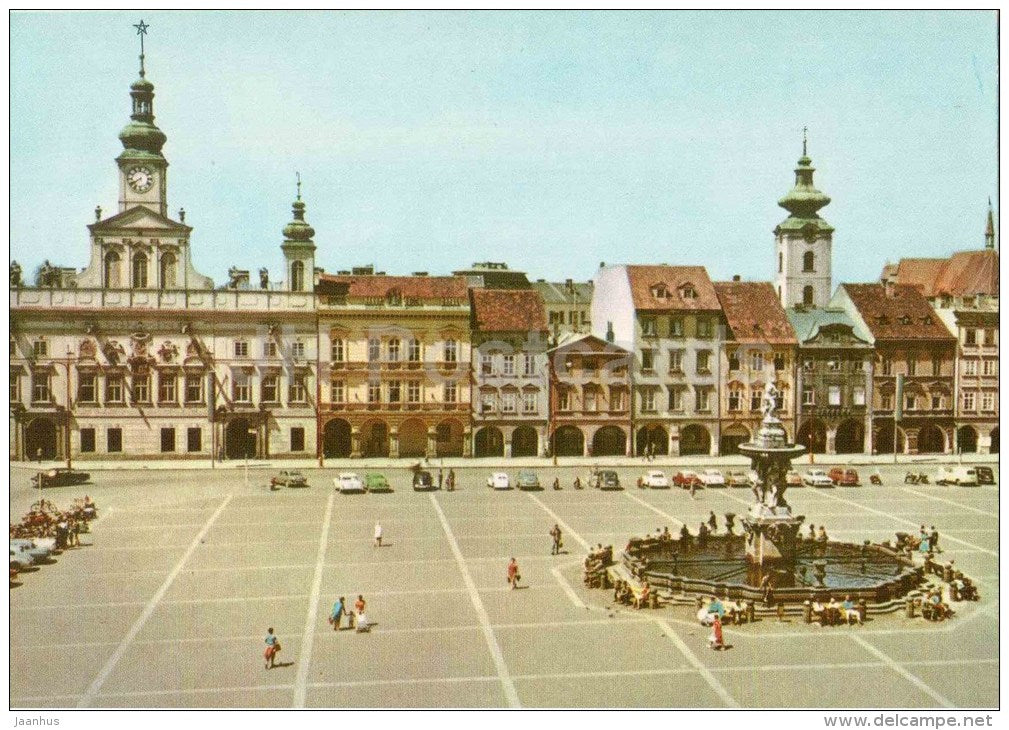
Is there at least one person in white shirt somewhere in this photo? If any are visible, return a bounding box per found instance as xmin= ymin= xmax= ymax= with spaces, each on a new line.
xmin=374 ymin=521 xmax=383 ymax=548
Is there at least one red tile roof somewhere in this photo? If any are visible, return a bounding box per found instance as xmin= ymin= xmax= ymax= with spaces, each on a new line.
xmin=714 ymin=281 xmax=797 ymax=344
xmin=889 ymin=250 xmax=999 ymax=297
xmin=470 ymin=289 xmax=547 ymax=332
xmin=318 ymin=274 xmax=468 ymax=300
xmin=842 ymin=283 xmax=956 ymax=341
xmin=625 ymin=265 xmax=720 ymax=311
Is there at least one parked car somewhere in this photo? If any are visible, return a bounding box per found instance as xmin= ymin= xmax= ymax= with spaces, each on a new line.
xmin=10 ymin=538 xmax=51 ymax=563
xmin=365 ymin=473 xmax=392 ymax=493
xmin=828 ymin=467 xmax=860 ymax=486
xmin=935 ymin=466 xmax=978 ymax=486
xmin=640 ymin=470 xmax=670 ymax=489
xmin=487 ymin=472 xmax=511 ymax=490
xmin=726 ymin=471 xmax=752 ymax=487
xmin=270 ymin=470 xmax=308 ymax=488
xmin=31 ymin=467 xmax=90 ymax=488
xmin=335 ymin=473 xmax=366 ymax=494
xmin=673 ymin=471 xmax=703 ymax=489
xmin=699 ymin=469 xmax=726 ymax=487
xmin=802 ymin=469 xmax=834 ymax=487
xmin=412 ymin=470 xmax=436 ymax=491
xmin=9 ymin=544 xmax=41 ymax=571
xmin=592 ymin=470 xmax=622 ymax=490
xmin=516 ymin=471 xmax=541 ymax=490
xmin=975 ymin=466 xmax=995 ymax=485
xmin=785 ymin=470 xmax=804 ymax=487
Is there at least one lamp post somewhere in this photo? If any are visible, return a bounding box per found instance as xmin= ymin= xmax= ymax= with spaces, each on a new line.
xmin=62 ymin=347 xmax=73 ymax=470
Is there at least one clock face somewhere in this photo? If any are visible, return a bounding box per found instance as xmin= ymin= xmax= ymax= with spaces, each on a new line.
xmin=126 ymin=166 xmax=154 ymax=193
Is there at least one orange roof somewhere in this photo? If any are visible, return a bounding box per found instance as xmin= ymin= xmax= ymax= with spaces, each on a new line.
xmin=714 ymin=281 xmax=797 ymax=344
xmin=470 ymin=289 xmax=547 ymax=332
xmin=625 ymin=265 xmax=720 ymax=311
xmin=317 ymin=274 xmax=468 ymax=300
xmin=842 ymin=284 xmax=956 ymax=342
xmin=890 ymin=250 xmax=999 ymax=297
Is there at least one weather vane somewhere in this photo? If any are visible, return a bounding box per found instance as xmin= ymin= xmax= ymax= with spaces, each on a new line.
xmin=802 ymin=126 xmax=808 ymax=156
xmin=133 ymin=19 xmax=149 ymax=76
xmin=296 ymin=172 xmax=302 ymax=201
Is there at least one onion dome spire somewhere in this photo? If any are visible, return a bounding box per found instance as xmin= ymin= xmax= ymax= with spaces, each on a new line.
xmin=282 ymin=173 xmax=316 ymax=246
xmin=118 ymin=20 xmax=167 ymax=158
xmin=777 ymin=127 xmax=831 ymax=220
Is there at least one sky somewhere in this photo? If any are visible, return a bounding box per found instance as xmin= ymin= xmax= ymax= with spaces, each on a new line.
xmin=9 ymin=10 xmax=999 ymax=288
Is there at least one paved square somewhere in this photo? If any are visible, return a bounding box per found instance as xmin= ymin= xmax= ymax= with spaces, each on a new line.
xmin=9 ymin=463 xmax=998 ymax=708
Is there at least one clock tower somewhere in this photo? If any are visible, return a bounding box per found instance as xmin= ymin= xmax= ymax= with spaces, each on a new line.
xmin=116 ymin=22 xmax=168 ymax=216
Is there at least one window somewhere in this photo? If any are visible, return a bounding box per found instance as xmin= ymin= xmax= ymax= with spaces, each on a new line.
xmin=261 ymin=374 xmax=279 ymax=403
xmin=981 ymin=392 xmax=995 ymax=412
xmin=107 ymin=427 xmax=122 ymax=453
xmin=828 ymin=385 xmax=841 ymax=406
xmin=881 ymin=358 xmax=892 ymax=375
xmin=368 ymin=338 xmax=381 ymax=362
xmin=982 ymin=360 xmax=996 ymax=376
xmin=583 ymin=388 xmax=596 ymax=412
xmin=983 ymin=329 xmax=995 ymax=346
xmin=331 ymin=380 xmax=345 ymax=403
xmin=234 ymin=340 xmax=249 ymax=358
xmin=774 ymin=390 xmax=784 ymax=411
xmin=187 ymin=427 xmax=201 ymax=453
xmin=291 ymin=427 xmax=305 ymax=451
xmin=158 ymin=372 xmax=176 ymax=403
xmin=964 ymin=360 xmax=977 ymax=376
xmin=523 ymin=353 xmax=536 ymax=376
xmin=443 ymin=339 xmax=458 ymax=363
xmin=481 ymin=354 xmax=494 ymax=376
xmin=549 ymin=311 xmax=563 ymax=325
xmin=331 ymin=338 xmax=345 ymax=363
xmin=265 ymin=341 xmax=277 ymax=358
xmin=667 ymin=388 xmax=682 ymax=411
xmin=501 ymin=392 xmax=517 ymax=413
xmin=612 ymin=388 xmax=627 ymax=411
xmin=669 ymin=349 xmax=684 ymax=373
xmin=522 ymin=391 xmax=537 ymax=413
xmin=233 ymin=373 xmax=251 ymax=403
xmin=964 ymin=328 xmax=977 ymax=345
xmin=444 ymin=382 xmax=457 ymax=403
xmin=368 ymin=382 xmax=381 ymax=404
xmin=9 ymin=373 xmax=19 ymax=403
xmin=931 ymin=394 xmax=943 ymax=410
xmin=78 ymin=372 xmax=97 ymax=403
xmin=670 ymin=317 xmax=684 ymax=337
xmin=407 ymin=380 xmax=420 ymax=403
xmin=388 ymin=381 xmax=401 ymax=403
xmin=160 ymin=427 xmax=176 ymax=453
xmin=853 ymin=386 xmax=865 ymax=406
xmin=289 ymin=375 xmax=307 ymax=403
xmin=106 ymin=374 xmax=124 ymax=404
xmin=408 ymin=339 xmax=422 ymax=363
xmin=132 ymin=373 xmax=150 ymax=403
xmin=681 ymin=285 xmax=697 ymax=300
xmin=290 ymin=261 xmax=305 ymax=292
xmin=826 ymin=359 xmax=840 ymax=372
xmin=802 ymin=388 xmax=815 ymax=406
xmin=502 ymin=355 xmax=515 ymax=376
xmin=291 ymin=341 xmax=305 ymax=359
xmin=881 ymin=394 xmax=893 ymax=411
xmin=80 ymin=428 xmax=96 ymax=453
xmin=696 ymin=388 xmax=710 ymax=412
xmin=696 ymin=350 xmax=711 ymax=374
xmin=904 ymin=394 xmax=917 ymax=412
xmin=33 ymin=340 xmax=48 ymax=358
xmin=696 ymin=318 xmax=712 ymax=339
xmin=802 ymin=285 xmax=814 ymax=306
xmin=854 ymin=359 xmax=865 ymax=372
xmin=568 ymin=310 xmax=577 ymax=324
xmin=641 ymin=316 xmax=657 ymax=336
xmin=159 ymin=253 xmax=177 ymax=289
xmin=727 ymin=351 xmax=740 ymax=371
xmin=778 ymin=251 xmax=783 ymax=273
xmin=728 ymin=390 xmax=742 ymax=411
xmin=907 ymin=356 xmax=917 ymax=376
xmin=803 ymin=359 xmax=814 ymax=371
xmin=184 ymin=374 xmax=203 ymax=404
xmin=962 ymin=391 xmax=975 ymax=411
xmin=751 ymin=389 xmax=763 ymax=411
xmin=774 ymin=353 xmax=785 ymax=371
xmin=641 ymin=389 xmax=656 ymax=412
xmin=388 ymin=338 xmax=400 ymax=361
xmin=104 ymin=250 xmax=121 ymax=287
xmin=750 ymin=351 xmax=764 ymax=371
xmin=481 ymin=393 xmax=496 ymax=414
xmin=641 ymin=349 xmax=654 ymax=372
xmin=132 ymin=252 xmax=148 ymax=288
xmin=558 ymin=390 xmax=571 ymax=411
xmin=803 ymin=251 xmax=815 ymax=272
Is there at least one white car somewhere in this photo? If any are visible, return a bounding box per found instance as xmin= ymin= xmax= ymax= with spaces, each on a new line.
xmin=640 ymin=470 xmax=669 ymax=489
xmin=935 ymin=466 xmax=978 ymax=486
xmin=699 ymin=469 xmax=726 ymax=487
xmin=335 ymin=473 xmax=366 ymax=494
xmin=487 ymin=472 xmax=511 ymax=490
xmin=802 ymin=469 xmax=834 ymax=487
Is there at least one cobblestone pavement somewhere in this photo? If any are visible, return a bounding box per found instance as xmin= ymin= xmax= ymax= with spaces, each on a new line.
xmin=9 ymin=462 xmax=998 ymax=708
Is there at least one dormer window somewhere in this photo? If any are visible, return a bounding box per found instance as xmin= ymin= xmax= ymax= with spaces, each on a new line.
xmin=877 ymin=315 xmax=890 ymax=325
xmin=387 ymin=288 xmax=402 ymax=306
xmin=650 ymin=283 xmax=669 ymax=299
xmin=920 ymin=315 xmax=932 ymax=325
xmin=898 ymin=315 xmax=913 ymax=325
xmin=679 ymin=283 xmax=697 ymax=300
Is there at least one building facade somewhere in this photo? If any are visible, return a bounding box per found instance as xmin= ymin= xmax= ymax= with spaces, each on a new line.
xmin=532 ymin=279 xmax=593 ymax=341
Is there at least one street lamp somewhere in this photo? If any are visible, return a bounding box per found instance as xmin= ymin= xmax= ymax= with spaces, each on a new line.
xmin=63 ymin=347 xmax=73 ymax=471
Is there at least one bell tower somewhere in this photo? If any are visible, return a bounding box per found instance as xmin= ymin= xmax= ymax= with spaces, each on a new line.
xmin=774 ymin=129 xmax=833 ymax=309
xmin=281 ymin=174 xmax=316 ymax=293
xmin=116 ymin=20 xmax=168 ymax=215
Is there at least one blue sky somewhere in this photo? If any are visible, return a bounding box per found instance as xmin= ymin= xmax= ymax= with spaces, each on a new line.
xmin=10 ymin=11 xmax=998 ymax=287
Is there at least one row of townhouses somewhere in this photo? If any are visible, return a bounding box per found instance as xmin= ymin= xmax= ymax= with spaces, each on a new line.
xmin=9 ymin=54 xmax=999 ymax=462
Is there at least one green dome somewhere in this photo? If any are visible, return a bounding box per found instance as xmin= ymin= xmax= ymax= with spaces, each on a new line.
xmin=283 ymin=200 xmax=315 ymax=241
xmin=130 ymin=75 xmax=154 ymax=92
xmin=778 ymin=155 xmax=831 ymax=220
xmin=118 ymin=120 xmax=167 ymax=155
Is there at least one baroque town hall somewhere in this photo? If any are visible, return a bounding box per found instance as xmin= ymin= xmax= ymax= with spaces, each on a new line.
xmin=9 ymin=44 xmax=999 ymax=463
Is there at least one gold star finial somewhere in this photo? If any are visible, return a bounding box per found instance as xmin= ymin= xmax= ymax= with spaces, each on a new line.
xmin=133 ymin=20 xmax=149 ymax=76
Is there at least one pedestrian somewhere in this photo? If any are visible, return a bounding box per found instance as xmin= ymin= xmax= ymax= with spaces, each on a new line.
xmin=707 ymin=511 xmax=717 ymax=533
xmin=330 ymin=596 xmax=344 ymax=631
xmin=507 ymin=557 xmax=520 ymax=589
xmin=36 ymin=447 xmax=42 ymax=464
xmin=689 ymin=478 xmax=697 ymax=499
xmin=930 ymin=525 xmax=941 ymax=554
xmin=263 ymin=628 xmax=281 ymax=669
xmin=354 ymin=594 xmax=369 ymax=632
xmin=447 ymin=468 xmax=456 ymax=491
xmin=549 ymin=523 xmax=563 ymax=555
xmin=374 ymin=521 xmax=383 ymax=548
xmin=438 ymin=468 xmax=444 ymax=489
xmin=708 ymin=613 xmax=725 ymax=650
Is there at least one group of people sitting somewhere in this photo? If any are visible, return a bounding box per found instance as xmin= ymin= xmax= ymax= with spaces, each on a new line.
xmin=696 ymin=595 xmax=753 ymax=626
xmin=613 ymin=577 xmax=652 ymax=609
xmin=810 ymin=594 xmax=864 ymax=626
xmin=921 ymin=588 xmax=955 ymax=622
xmin=582 ymin=544 xmax=614 ymax=588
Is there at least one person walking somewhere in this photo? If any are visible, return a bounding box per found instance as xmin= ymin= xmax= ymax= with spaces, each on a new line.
xmin=549 ymin=524 xmax=563 ymax=555
xmin=689 ymin=478 xmax=697 ymax=499
xmin=447 ymin=468 xmax=456 ymax=491
xmin=707 ymin=511 xmax=718 ymax=533
xmin=708 ymin=613 xmax=725 ymax=650
xmin=263 ymin=628 xmax=281 ymax=669
xmin=507 ymin=557 xmax=520 ymax=589
xmin=374 ymin=521 xmax=383 ymax=548
xmin=330 ymin=596 xmax=345 ymax=631
xmin=438 ymin=468 xmax=444 ymax=490
xmin=354 ymin=594 xmax=369 ymax=632
xmin=552 ymin=477 xmax=561 ymax=491
xmin=930 ymin=525 xmax=941 ymax=554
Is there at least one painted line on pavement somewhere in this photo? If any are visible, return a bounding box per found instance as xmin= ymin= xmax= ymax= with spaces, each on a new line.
xmin=429 ymin=493 xmax=521 ymax=708
xmin=851 ymin=634 xmax=954 ymax=707
xmin=524 ymin=492 xmax=591 ymax=551
xmin=77 ymin=494 xmax=233 ymax=708
xmin=899 ymin=487 xmax=994 ymax=518
xmin=551 ymin=559 xmax=588 ymax=609
xmin=622 ymin=491 xmax=685 ymax=528
xmin=654 ymin=617 xmax=739 ymax=708
xmin=293 ymin=491 xmax=336 ymax=708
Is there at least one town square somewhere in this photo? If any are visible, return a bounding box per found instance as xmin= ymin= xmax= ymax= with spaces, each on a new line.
xmin=8 ymin=10 xmax=1000 ymax=715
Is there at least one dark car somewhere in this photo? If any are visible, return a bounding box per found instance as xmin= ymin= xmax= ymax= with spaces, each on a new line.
xmin=412 ymin=470 xmax=436 ymax=491
xmin=975 ymin=466 xmax=995 ymax=485
xmin=593 ymin=470 xmax=622 ymax=491
xmin=516 ymin=471 xmax=541 ymax=490
xmin=31 ymin=468 xmax=90 ymax=488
